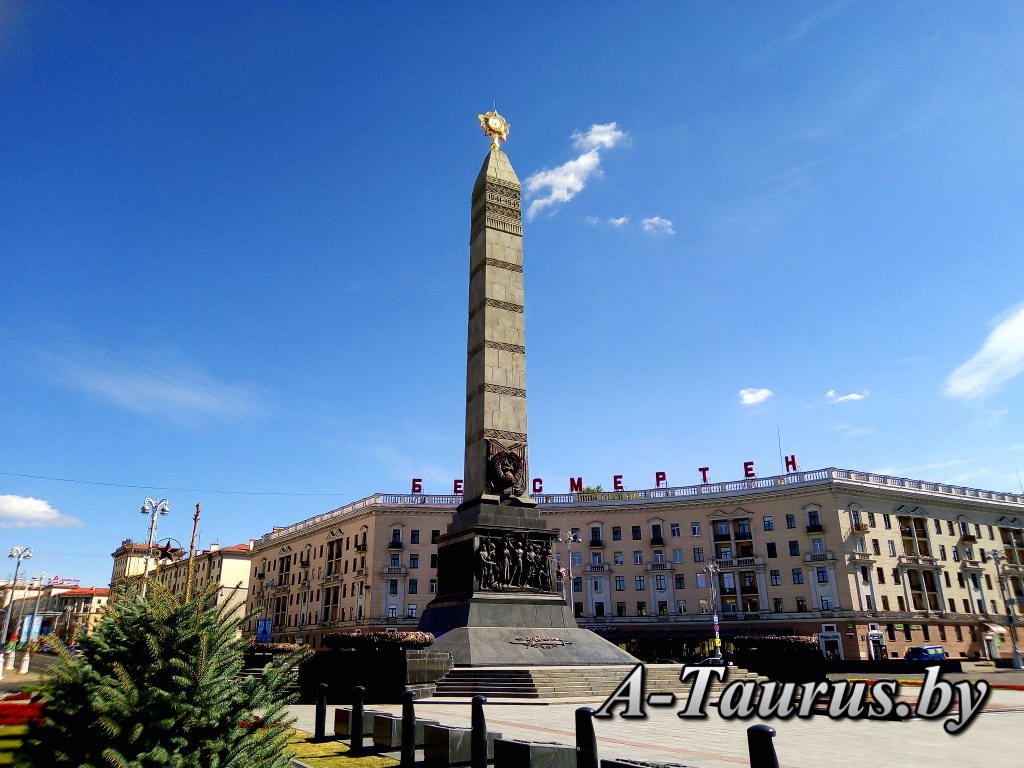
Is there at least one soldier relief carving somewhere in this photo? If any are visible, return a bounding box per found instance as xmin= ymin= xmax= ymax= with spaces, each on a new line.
xmin=476 ymin=533 xmax=554 ymax=592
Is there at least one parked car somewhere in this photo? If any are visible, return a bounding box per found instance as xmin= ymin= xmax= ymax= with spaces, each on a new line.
xmin=905 ymin=645 xmax=947 ymax=661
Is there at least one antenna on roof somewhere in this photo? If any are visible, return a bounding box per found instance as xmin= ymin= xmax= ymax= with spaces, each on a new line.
xmin=1016 ymin=469 xmax=1023 ymax=494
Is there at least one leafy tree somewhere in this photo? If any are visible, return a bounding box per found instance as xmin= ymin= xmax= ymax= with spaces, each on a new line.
xmin=21 ymin=580 xmax=308 ymax=767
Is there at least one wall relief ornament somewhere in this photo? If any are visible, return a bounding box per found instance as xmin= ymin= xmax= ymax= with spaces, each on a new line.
xmin=486 ymin=439 xmax=526 ymax=497
xmin=475 ymin=532 xmax=553 ymax=592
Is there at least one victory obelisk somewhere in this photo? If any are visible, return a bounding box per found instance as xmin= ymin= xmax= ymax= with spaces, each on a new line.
xmin=419 ymin=112 xmax=636 ymax=666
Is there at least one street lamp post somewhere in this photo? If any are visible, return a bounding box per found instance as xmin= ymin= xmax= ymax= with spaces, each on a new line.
xmin=558 ymin=530 xmax=583 ymax=609
xmin=704 ymin=561 xmax=723 ymax=660
xmin=0 ymin=546 xmax=33 ymax=679
xmin=139 ymin=499 xmax=170 ymax=597
xmin=988 ymin=549 xmax=1023 ymax=670
xmin=19 ymin=572 xmax=45 ymax=674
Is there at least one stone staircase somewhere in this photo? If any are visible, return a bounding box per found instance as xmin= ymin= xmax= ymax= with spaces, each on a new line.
xmin=433 ymin=664 xmax=765 ymax=700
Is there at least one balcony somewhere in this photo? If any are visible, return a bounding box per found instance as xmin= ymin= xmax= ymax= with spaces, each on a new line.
xmin=589 ymin=539 xmax=605 ymax=548
xmin=852 ymin=523 xmax=870 ymax=533
xmin=650 ymin=536 xmax=665 ymax=546
xmin=848 ymin=552 xmax=874 ymax=563
xmin=898 ymin=554 xmax=938 ymax=567
xmin=714 ymin=556 xmax=765 ymax=568
xmin=383 ymin=566 xmax=407 ymax=575
xmin=734 ymin=529 xmax=753 ymax=542
xmin=355 ymin=541 xmax=368 ymax=552
xmin=806 ymin=523 xmax=825 ymax=533
xmin=804 ymin=551 xmax=834 ymax=562
xmin=961 ymin=533 xmax=977 ymax=544
xmin=386 ymin=540 xmax=404 ymax=550
xmin=713 ymin=532 xmax=732 ymax=542
xmin=645 ymin=562 xmax=674 ymax=572
xmin=585 ymin=564 xmax=610 ymax=573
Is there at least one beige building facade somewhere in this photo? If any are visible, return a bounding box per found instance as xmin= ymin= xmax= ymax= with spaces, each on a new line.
xmin=109 ymin=540 xmax=252 ymax=618
xmin=243 ymin=467 xmax=1024 ymax=661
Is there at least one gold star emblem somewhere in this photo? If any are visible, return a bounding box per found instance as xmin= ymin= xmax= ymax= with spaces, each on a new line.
xmin=477 ymin=110 xmax=510 ymax=152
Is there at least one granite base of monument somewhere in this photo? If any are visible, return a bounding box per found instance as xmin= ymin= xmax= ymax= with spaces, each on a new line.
xmin=428 ymin=626 xmax=637 ymax=666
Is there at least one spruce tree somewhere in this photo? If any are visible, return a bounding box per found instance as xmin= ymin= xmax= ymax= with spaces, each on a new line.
xmin=21 ymin=580 xmax=309 ymax=767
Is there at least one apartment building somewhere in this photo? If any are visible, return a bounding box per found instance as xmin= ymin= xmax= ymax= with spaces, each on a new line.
xmin=109 ymin=539 xmax=253 ymax=618
xmin=240 ymin=467 xmax=1023 ymax=660
xmin=51 ymin=587 xmax=110 ymax=639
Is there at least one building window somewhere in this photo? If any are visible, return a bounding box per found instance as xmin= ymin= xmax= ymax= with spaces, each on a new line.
xmin=635 ymin=575 xmax=645 ymax=590
xmin=871 ymin=539 xmax=880 ymax=555
xmin=672 ymin=548 xmax=683 ymax=563
xmin=670 ymin=523 xmax=681 ymax=537
xmin=616 ymin=601 xmax=627 ymax=616
xmin=882 ymin=596 xmax=890 ymax=610
xmin=655 ymin=575 xmax=667 ymax=591
xmin=429 ymin=579 xmax=437 ymax=594
xmin=388 ymin=579 xmax=398 ymax=595
xmin=408 ymin=579 xmax=418 ymax=594
xmin=883 ymin=514 xmax=891 ymax=529
xmin=407 ymin=604 xmax=416 ymax=618
xmin=613 ymin=551 xmax=624 ymax=565
xmin=795 ymin=597 xmax=807 ymax=612
xmin=636 ymin=602 xmax=647 ymax=616
xmin=792 ymin=569 xmax=804 ymax=584
xmin=773 ymin=597 xmax=783 ymax=612
xmin=591 ymin=526 xmax=602 ymax=543
xmin=938 ymin=545 xmax=946 ymax=560
xmin=816 ymin=567 xmax=829 ymax=584
xmin=574 ymin=602 xmax=584 ymax=617
xmin=897 ymin=596 xmax=907 ymax=611
xmin=868 ymin=512 xmax=876 ymax=527
xmin=653 ymin=550 xmax=665 ymax=563
xmin=572 ymin=577 xmax=582 ymax=593
xmin=409 ymin=554 xmax=419 ymax=569
xmin=696 ymin=573 xmax=708 ymax=589
xmin=387 ymin=604 xmax=397 ymax=618
xmin=770 ymin=570 xmax=781 ymax=586
xmin=571 ymin=552 xmax=582 ymax=567
xmin=876 ymin=567 xmax=885 ymax=584
xmin=390 ymin=553 xmax=400 ymax=567
xmin=678 ymin=600 xmax=687 ymax=613
xmin=786 ymin=514 xmax=796 ymax=529
xmin=763 ymin=516 xmax=775 ymax=531
xmin=766 ymin=542 xmax=777 ymax=558
xmin=952 ymin=547 xmax=960 ymax=562
xmin=615 ymin=576 xmax=625 ymax=591
xmin=591 ymin=551 xmax=603 ymax=566
xmin=631 ymin=525 xmax=642 ymax=540
xmin=431 ymin=530 xmax=440 ymax=543
xmin=888 ymin=541 xmax=897 ymax=557
xmin=593 ymin=579 xmax=603 ymax=594
xmin=821 ymin=597 xmax=832 ymax=610
xmin=788 ymin=541 xmax=800 ymax=556
xmin=693 ymin=547 xmax=704 ymax=562
xmin=658 ymin=601 xmax=669 ymax=616
xmin=391 ymin=528 xmax=402 ymax=543
xmin=410 ymin=530 xmax=420 ymax=544
xmin=675 ymin=574 xmax=685 ymax=589
xmin=612 ymin=526 xmax=622 ymax=540
xmin=691 ymin=522 xmax=701 ymax=536
xmin=633 ymin=551 xmax=643 ymax=565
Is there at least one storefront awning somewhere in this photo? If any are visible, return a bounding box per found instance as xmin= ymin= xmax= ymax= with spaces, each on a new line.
xmin=982 ymin=623 xmax=1008 ymax=635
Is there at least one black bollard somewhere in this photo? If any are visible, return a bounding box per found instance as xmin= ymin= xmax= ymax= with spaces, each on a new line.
xmin=747 ymin=724 xmax=779 ymax=768
xmin=314 ymin=683 xmax=328 ymax=740
xmin=400 ymin=690 xmax=416 ymax=768
xmin=575 ymin=706 xmax=598 ymax=768
xmin=351 ymin=685 xmax=366 ymax=754
xmin=471 ymin=695 xmax=487 ymax=768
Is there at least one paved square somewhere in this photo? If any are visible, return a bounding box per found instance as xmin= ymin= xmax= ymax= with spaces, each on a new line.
xmin=291 ymin=689 xmax=1024 ymax=768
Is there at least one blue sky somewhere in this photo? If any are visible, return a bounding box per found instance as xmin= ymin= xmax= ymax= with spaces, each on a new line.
xmin=2 ymin=2 xmax=1023 ymax=587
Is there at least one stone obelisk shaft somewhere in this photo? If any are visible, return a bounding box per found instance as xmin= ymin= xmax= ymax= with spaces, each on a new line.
xmin=454 ymin=149 xmax=537 ymax=530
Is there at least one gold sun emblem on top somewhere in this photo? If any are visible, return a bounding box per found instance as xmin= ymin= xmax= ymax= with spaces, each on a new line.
xmin=477 ymin=110 xmax=510 ymax=152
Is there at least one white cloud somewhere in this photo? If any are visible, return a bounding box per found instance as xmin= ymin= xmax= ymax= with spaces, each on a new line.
xmin=0 ymin=495 xmax=82 ymax=528
xmin=584 ymin=215 xmax=601 ymax=226
xmin=525 ymin=122 xmax=626 ymax=220
xmin=945 ymin=303 xmax=1024 ymax=400
xmin=738 ymin=387 xmax=773 ymax=405
xmin=826 ymin=388 xmax=868 ymax=403
xmin=873 ymin=458 xmax=974 ymax=476
xmin=641 ymin=216 xmax=676 ymax=235
xmin=36 ymin=342 xmax=271 ymax=426
xmin=572 ymin=122 xmax=627 ymax=152
xmin=608 ymin=216 xmax=629 ymax=227
xmin=842 ymin=426 xmax=876 ymax=437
